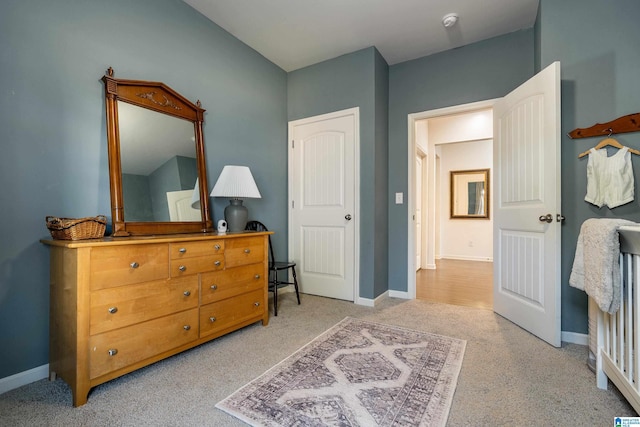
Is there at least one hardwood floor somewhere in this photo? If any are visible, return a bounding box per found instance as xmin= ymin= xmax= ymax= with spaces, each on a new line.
xmin=416 ymin=258 xmax=493 ymax=310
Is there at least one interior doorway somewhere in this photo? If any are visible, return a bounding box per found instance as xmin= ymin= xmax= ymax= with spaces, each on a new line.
xmin=408 ymin=101 xmax=495 ymax=308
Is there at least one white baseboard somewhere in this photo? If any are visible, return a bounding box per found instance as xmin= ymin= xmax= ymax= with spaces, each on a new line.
xmin=561 ymin=331 xmax=588 ymax=346
xmin=355 ymin=295 xmax=375 ymax=307
xmin=0 ymin=364 xmax=49 ymax=395
xmin=440 ymin=255 xmax=493 ymax=262
xmin=356 ymin=291 xmax=391 ymax=307
xmin=388 ymin=290 xmax=410 ymax=299
xmin=357 ymin=290 xmax=412 ymax=306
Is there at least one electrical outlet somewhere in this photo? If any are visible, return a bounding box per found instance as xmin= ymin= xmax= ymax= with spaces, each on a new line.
xmin=395 ymin=192 xmax=403 ymax=204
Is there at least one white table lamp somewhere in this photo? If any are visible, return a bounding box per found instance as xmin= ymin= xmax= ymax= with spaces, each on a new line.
xmin=210 ymin=165 xmax=261 ymax=232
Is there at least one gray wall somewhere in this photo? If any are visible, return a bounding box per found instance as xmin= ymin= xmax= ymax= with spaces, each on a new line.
xmin=122 ymin=173 xmax=154 ymax=221
xmin=0 ymin=0 xmax=286 ymax=378
xmin=387 ymin=30 xmax=535 ymax=290
xmin=538 ymin=0 xmax=640 ymax=333
xmin=287 ymin=47 xmax=389 ymax=299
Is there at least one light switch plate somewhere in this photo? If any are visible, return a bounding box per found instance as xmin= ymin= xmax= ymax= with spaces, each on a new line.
xmin=395 ymin=192 xmax=403 ymax=204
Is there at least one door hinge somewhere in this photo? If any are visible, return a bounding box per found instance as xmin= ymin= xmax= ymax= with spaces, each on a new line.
xmin=291 ymin=200 xmax=295 ymax=209
xmin=291 ymin=140 xmax=294 ymax=149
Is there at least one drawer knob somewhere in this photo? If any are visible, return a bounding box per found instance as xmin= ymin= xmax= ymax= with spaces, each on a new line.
xmin=130 ymin=262 xmax=139 ymax=269
xmin=179 ymin=247 xmax=187 ymax=253
xmin=244 ymin=249 xmax=251 ymax=254
xmin=183 ymin=325 xmax=191 ymax=331
xmin=214 ymin=244 xmax=221 ymax=250
xmin=254 ymin=302 xmax=260 ymax=307
xmin=214 ymin=260 xmax=221 ymax=266
xmin=209 ymin=316 xmax=216 ymax=323
xmin=108 ymin=349 xmax=118 ymax=356
xmin=179 ymin=265 xmax=187 ymax=272
xmin=254 ymin=274 xmax=261 ymax=280
xmin=210 ymin=284 xmax=218 ymax=291
xmin=183 ymin=290 xmax=191 ymax=297
xmin=108 ymin=307 xmax=118 ymax=314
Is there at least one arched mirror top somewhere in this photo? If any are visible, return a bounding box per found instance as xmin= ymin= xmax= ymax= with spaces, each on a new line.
xmin=102 ymin=67 xmax=212 ymax=236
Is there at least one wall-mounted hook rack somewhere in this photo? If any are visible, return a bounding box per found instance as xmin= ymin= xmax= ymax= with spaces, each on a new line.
xmin=569 ymin=112 xmax=640 ymax=139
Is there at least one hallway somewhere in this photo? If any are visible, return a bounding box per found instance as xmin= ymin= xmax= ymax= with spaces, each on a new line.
xmin=416 ymin=259 xmax=493 ymax=310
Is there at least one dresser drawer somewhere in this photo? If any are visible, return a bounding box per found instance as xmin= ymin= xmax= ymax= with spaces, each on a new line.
xmin=225 ymin=236 xmax=265 ymax=268
xmin=170 ymin=240 xmax=224 ymax=259
xmin=170 ymin=254 xmax=224 ymax=277
xmin=201 ymin=263 xmax=265 ymax=305
xmin=200 ymin=289 xmax=264 ymax=338
xmin=90 ymin=244 xmax=168 ymax=290
xmin=89 ymin=308 xmax=199 ymax=379
xmin=90 ymin=276 xmax=199 ymax=335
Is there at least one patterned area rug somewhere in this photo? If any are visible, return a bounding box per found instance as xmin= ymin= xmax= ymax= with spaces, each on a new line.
xmin=216 ymin=317 xmax=466 ymax=426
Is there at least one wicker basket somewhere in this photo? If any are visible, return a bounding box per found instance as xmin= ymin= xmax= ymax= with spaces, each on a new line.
xmin=46 ymin=215 xmax=107 ymax=240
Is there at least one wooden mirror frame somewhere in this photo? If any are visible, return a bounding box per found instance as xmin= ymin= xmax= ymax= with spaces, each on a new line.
xmin=450 ymin=169 xmax=490 ymax=219
xmin=102 ymin=68 xmax=212 ymax=236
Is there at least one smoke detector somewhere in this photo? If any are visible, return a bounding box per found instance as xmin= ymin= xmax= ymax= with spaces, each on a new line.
xmin=442 ymin=13 xmax=459 ymax=28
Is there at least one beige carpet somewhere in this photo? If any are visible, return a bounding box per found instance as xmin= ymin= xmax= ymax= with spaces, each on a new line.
xmin=0 ymin=293 xmax=636 ymax=426
xmin=217 ymin=317 xmax=466 ymax=426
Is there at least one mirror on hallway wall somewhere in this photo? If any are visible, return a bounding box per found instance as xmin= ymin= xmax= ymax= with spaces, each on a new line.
xmin=450 ymin=169 xmax=490 ymax=219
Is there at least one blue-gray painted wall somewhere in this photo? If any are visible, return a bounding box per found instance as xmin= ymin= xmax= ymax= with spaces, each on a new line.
xmin=288 ymin=47 xmax=389 ymax=299
xmin=538 ymin=0 xmax=640 ymax=333
xmin=0 ymin=0 xmax=286 ymax=379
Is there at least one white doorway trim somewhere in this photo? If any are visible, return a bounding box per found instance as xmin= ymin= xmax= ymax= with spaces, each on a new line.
xmin=407 ymin=99 xmax=497 ymax=299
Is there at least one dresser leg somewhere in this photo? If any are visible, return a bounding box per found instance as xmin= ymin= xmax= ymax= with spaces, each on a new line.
xmin=49 ymin=371 xmax=56 ymax=381
xmin=72 ymin=385 xmax=90 ymax=407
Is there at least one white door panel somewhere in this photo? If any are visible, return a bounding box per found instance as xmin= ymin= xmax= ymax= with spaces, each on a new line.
xmin=493 ymin=61 xmax=561 ymax=347
xmin=167 ymin=190 xmax=201 ymax=221
xmin=289 ymin=109 xmax=358 ymax=301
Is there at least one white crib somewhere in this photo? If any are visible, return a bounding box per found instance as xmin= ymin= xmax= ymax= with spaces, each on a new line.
xmin=594 ymin=226 xmax=640 ymax=413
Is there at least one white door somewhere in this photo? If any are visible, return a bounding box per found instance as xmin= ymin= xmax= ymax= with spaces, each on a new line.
xmin=415 ymin=155 xmax=423 ymax=270
xmin=493 ymin=61 xmax=561 ymax=347
xmin=167 ymin=190 xmax=201 ymax=221
xmin=289 ymin=108 xmax=359 ymax=301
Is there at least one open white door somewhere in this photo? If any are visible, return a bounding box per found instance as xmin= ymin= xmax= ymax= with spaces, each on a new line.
xmin=493 ymin=61 xmax=562 ymax=347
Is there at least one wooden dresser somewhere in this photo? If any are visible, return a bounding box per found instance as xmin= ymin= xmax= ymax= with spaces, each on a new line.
xmin=41 ymin=232 xmax=270 ymax=406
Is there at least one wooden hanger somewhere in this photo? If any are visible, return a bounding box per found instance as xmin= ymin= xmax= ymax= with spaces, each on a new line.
xmin=578 ymin=135 xmax=640 ymax=158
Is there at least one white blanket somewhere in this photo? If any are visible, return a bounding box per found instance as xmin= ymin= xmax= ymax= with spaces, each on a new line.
xmin=569 ymin=218 xmax=636 ymax=314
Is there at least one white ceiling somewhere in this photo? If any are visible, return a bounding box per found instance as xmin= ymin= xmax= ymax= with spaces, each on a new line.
xmin=183 ymin=0 xmax=540 ymax=72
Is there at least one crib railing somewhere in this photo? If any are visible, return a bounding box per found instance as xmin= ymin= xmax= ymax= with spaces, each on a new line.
xmin=595 ymin=227 xmax=640 ymax=413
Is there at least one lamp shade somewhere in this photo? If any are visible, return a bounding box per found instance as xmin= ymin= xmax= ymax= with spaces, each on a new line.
xmin=210 ymin=165 xmax=261 ymax=232
xmin=210 ymin=165 xmax=261 ymax=199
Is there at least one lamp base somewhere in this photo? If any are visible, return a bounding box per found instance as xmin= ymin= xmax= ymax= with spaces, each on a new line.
xmin=224 ymin=199 xmax=248 ymax=232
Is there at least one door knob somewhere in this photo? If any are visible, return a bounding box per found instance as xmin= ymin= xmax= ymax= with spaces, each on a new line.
xmin=345 ymin=214 xmax=352 ymax=221
xmin=538 ymin=214 xmax=553 ymax=223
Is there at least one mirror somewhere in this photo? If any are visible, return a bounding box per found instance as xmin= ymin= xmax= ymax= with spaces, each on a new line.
xmin=450 ymin=169 xmax=490 ymax=219
xmin=102 ymin=68 xmax=212 ymax=236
